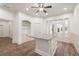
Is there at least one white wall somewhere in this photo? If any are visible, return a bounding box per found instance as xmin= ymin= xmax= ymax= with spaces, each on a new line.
xmin=71 ymin=4 xmax=79 ymax=53
xmin=0 ymin=8 xmax=14 ymax=20
xmin=72 ymin=4 xmax=79 ymax=35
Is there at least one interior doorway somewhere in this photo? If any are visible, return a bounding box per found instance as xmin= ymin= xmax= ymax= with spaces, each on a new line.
xmin=22 ymin=20 xmax=32 ymax=42
xmin=0 ymin=20 xmax=11 ymax=37
xmin=54 ymin=23 xmax=64 ymax=38
xmin=0 ymin=25 xmax=4 ymax=37
xmin=22 ymin=20 xmax=31 ymax=35
xmin=0 ymin=19 xmax=13 ymax=47
xmin=51 ymin=19 xmax=69 ymax=39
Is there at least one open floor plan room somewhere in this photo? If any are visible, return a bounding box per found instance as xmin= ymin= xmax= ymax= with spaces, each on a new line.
xmin=0 ymin=3 xmax=79 ymax=56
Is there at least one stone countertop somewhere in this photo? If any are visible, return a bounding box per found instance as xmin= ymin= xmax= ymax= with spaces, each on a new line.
xmin=26 ymin=34 xmax=53 ymax=40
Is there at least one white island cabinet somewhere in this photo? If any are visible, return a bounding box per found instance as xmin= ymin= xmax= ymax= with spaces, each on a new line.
xmin=28 ymin=34 xmax=57 ymax=56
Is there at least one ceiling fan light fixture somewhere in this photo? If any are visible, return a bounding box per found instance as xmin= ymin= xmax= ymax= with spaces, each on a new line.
xmin=39 ymin=8 xmax=43 ymax=11
xmin=35 ymin=13 xmax=38 ymax=15
xmin=45 ymin=13 xmax=48 ymax=15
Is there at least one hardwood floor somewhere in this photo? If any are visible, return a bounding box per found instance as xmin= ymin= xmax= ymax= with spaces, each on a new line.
xmin=0 ymin=37 xmax=78 ymax=56
xmin=54 ymin=41 xmax=79 ymax=56
xmin=0 ymin=38 xmax=35 ymax=56
xmin=0 ymin=37 xmax=12 ymax=47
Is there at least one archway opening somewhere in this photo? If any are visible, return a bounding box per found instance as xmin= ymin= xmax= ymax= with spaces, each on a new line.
xmin=22 ymin=20 xmax=31 ymax=34
xmin=22 ymin=20 xmax=32 ymax=43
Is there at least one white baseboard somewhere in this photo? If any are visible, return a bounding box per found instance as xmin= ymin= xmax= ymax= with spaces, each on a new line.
xmin=52 ymin=45 xmax=57 ymax=56
xmin=35 ymin=49 xmax=50 ymax=56
xmin=35 ymin=47 xmax=57 ymax=56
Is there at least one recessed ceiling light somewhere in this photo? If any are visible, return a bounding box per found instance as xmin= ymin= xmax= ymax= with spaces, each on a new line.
xmin=26 ymin=8 xmax=29 ymax=11
xmin=64 ymin=8 xmax=67 ymax=10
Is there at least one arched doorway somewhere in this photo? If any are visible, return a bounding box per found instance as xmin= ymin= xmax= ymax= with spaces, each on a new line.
xmin=22 ymin=20 xmax=32 ymax=42
xmin=22 ymin=20 xmax=31 ymax=34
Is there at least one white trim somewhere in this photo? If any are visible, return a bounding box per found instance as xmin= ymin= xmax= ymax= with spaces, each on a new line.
xmin=35 ymin=46 xmax=57 ymax=56
xmin=35 ymin=49 xmax=50 ymax=56
xmin=52 ymin=45 xmax=57 ymax=56
xmin=73 ymin=43 xmax=79 ymax=53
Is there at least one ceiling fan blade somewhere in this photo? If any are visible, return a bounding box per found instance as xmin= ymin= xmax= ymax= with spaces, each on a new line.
xmin=31 ymin=6 xmax=39 ymax=8
xmin=43 ymin=10 xmax=47 ymax=13
xmin=36 ymin=10 xmax=39 ymax=13
xmin=44 ymin=6 xmax=52 ymax=8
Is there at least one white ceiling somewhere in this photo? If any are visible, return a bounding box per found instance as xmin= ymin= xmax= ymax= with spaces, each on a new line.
xmin=0 ymin=3 xmax=77 ymax=18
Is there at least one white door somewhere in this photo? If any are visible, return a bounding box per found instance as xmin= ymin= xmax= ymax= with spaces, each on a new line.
xmin=0 ymin=25 xmax=4 ymax=37
xmin=54 ymin=23 xmax=64 ymax=38
xmin=0 ymin=21 xmax=10 ymax=37
xmin=4 ymin=22 xmax=10 ymax=37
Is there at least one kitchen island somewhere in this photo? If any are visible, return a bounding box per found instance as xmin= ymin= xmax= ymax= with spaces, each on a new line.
xmin=27 ymin=34 xmax=57 ymax=56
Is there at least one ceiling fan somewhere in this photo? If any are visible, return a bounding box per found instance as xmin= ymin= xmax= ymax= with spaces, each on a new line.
xmin=31 ymin=3 xmax=52 ymax=14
